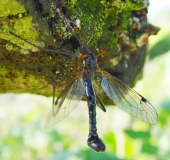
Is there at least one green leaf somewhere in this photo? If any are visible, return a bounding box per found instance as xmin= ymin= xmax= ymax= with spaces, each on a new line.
xmin=141 ymin=143 xmax=158 ymax=154
xmin=158 ymin=100 xmax=170 ymax=126
xmin=149 ymin=34 xmax=170 ymax=59
xmin=161 ymin=100 xmax=170 ymax=112
xmin=80 ymin=149 xmax=124 ymax=160
xmin=124 ymin=129 xmax=151 ymax=139
xmin=103 ymin=131 xmax=116 ymax=152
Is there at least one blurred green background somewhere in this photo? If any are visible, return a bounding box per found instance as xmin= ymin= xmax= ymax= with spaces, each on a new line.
xmin=1 ymin=0 xmax=170 ymax=159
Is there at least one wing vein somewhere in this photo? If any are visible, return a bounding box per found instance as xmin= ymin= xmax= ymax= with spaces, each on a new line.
xmin=101 ymin=70 xmax=158 ymax=124
xmin=44 ymin=76 xmax=85 ymax=130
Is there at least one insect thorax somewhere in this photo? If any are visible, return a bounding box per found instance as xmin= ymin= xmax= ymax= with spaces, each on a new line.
xmin=82 ymin=54 xmax=98 ymax=79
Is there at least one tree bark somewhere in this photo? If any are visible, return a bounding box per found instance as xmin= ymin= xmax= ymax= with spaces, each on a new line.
xmin=0 ymin=0 xmax=159 ymax=98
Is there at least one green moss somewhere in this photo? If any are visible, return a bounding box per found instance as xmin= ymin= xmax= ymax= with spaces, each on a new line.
xmin=0 ymin=0 xmax=146 ymax=54
xmin=0 ymin=66 xmax=53 ymax=96
xmin=0 ymin=0 xmax=153 ymax=95
xmin=0 ymin=16 xmax=42 ymax=53
xmin=0 ymin=0 xmax=50 ymax=54
xmin=0 ymin=0 xmax=26 ymax=17
xmin=61 ymin=0 xmax=146 ymax=48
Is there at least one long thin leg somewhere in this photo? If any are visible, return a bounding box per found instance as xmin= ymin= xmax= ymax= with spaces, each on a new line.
xmin=9 ymin=31 xmax=73 ymax=56
xmin=95 ymin=49 xmax=108 ymax=58
xmin=74 ymin=53 xmax=88 ymax=72
xmin=96 ymin=94 xmax=106 ymax=112
xmin=52 ymin=86 xmax=56 ymax=105
xmin=98 ymin=52 xmax=121 ymax=65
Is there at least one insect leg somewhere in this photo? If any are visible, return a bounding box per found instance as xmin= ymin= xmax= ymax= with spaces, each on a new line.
xmin=52 ymin=86 xmax=56 ymax=105
xmin=97 ymin=52 xmax=121 ymax=65
xmin=9 ymin=31 xmax=73 ymax=56
xmin=74 ymin=53 xmax=88 ymax=72
xmin=95 ymin=49 xmax=108 ymax=58
xmin=96 ymin=94 xmax=106 ymax=112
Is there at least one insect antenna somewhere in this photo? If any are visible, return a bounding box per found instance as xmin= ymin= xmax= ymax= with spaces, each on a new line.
xmin=72 ymin=34 xmax=91 ymax=54
xmin=9 ymin=31 xmax=75 ymax=57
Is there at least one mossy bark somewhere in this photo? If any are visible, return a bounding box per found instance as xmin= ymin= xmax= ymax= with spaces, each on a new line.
xmin=0 ymin=0 xmax=159 ymax=98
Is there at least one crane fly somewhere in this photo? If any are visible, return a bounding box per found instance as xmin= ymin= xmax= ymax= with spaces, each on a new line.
xmin=44 ymin=44 xmax=158 ymax=152
xmin=9 ymin=31 xmax=158 ymax=152
xmin=8 ymin=8 xmax=158 ymax=152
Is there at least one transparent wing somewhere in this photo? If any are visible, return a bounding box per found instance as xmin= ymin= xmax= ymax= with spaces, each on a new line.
xmin=44 ymin=77 xmax=85 ymax=130
xmin=101 ymin=70 xmax=158 ymax=124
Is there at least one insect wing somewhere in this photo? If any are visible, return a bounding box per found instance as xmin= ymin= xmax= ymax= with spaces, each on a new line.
xmin=44 ymin=77 xmax=85 ymax=130
xmin=101 ymin=70 xmax=158 ymax=124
